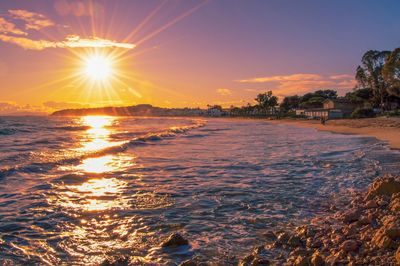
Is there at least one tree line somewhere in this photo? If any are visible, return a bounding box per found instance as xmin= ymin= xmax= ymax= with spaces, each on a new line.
xmin=221 ymin=47 xmax=400 ymax=117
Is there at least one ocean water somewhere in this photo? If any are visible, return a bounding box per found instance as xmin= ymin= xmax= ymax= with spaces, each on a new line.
xmin=0 ymin=116 xmax=399 ymax=265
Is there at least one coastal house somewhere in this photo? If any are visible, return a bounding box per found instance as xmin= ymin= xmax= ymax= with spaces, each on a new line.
xmin=302 ymin=99 xmax=358 ymax=119
xmin=295 ymin=109 xmax=306 ymax=116
xmin=323 ymin=99 xmax=358 ymax=116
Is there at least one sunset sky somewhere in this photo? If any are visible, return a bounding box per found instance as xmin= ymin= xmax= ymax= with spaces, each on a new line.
xmin=0 ymin=0 xmax=400 ymax=114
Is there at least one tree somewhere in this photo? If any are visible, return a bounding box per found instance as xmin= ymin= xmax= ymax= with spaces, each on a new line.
xmin=355 ymin=50 xmax=391 ymax=108
xmin=299 ymin=89 xmax=337 ymax=108
xmin=255 ymin=91 xmax=278 ymax=110
xmin=280 ymin=95 xmax=301 ymax=111
xmin=345 ymin=88 xmax=373 ymax=103
xmin=382 ymin=48 xmax=400 ymax=97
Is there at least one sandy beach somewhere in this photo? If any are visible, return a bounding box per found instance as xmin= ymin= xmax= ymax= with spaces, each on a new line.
xmin=270 ymin=117 xmax=400 ymax=150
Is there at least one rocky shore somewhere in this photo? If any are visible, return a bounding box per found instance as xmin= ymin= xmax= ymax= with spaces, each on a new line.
xmin=238 ymin=175 xmax=400 ymax=266
xmin=101 ymin=175 xmax=400 ymax=266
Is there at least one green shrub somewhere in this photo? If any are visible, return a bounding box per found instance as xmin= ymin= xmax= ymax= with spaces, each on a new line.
xmin=351 ymin=108 xmax=375 ymax=118
xmin=385 ymin=109 xmax=400 ymax=117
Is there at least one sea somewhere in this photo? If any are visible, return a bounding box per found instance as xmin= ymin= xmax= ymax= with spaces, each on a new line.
xmin=0 ymin=116 xmax=399 ymax=265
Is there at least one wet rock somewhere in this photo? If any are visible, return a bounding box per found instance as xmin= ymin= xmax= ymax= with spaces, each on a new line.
xmin=100 ymin=256 xmax=129 ymax=266
xmin=240 ymin=254 xmax=254 ymax=266
xmin=179 ymin=260 xmax=197 ymax=266
xmin=389 ymin=197 xmax=400 ymax=213
xmin=310 ymin=251 xmax=324 ymax=266
xmin=276 ymin=232 xmax=290 ymax=244
xmin=293 ymin=255 xmax=309 ymax=266
xmin=288 ymin=235 xmax=302 ymax=247
xmin=250 ymin=257 xmax=270 ymax=266
xmin=161 ymin=233 xmax=189 ymax=248
xmin=365 ymin=200 xmax=378 ymax=209
xmin=371 ymin=227 xmax=393 ymax=248
xmin=262 ymin=230 xmax=276 ymax=242
xmin=341 ymin=209 xmax=361 ymax=223
xmin=366 ymin=177 xmax=400 ymax=199
xmin=340 ymin=240 xmax=359 ymax=252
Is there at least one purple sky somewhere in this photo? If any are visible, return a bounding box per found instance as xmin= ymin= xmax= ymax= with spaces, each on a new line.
xmin=0 ymin=0 xmax=399 ymax=114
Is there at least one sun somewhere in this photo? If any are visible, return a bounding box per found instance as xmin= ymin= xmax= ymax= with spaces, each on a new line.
xmin=83 ymin=54 xmax=113 ymax=81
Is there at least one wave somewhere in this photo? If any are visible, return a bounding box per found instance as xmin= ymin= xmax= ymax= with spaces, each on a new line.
xmin=0 ymin=128 xmax=17 ymax=135
xmin=0 ymin=120 xmax=206 ymax=178
xmin=47 ymin=126 xmax=90 ymax=131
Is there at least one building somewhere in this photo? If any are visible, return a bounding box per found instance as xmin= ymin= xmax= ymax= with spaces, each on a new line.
xmin=323 ymin=99 xmax=358 ymax=116
xmin=301 ymin=99 xmax=358 ymax=119
xmin=304 ymin=108 xmax=343 ymax=119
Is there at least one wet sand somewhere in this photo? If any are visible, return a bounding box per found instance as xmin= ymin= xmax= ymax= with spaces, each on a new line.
xmin=270 ymin=117 xmax=400 ymax=150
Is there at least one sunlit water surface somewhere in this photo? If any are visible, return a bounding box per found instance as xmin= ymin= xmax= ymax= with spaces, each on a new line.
xmin=0 ymin=116 xmax=399 ymax=265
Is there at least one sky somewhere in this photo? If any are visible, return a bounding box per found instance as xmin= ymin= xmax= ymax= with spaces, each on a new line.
xmin=0 ymin=0 xmax=399 ymax=114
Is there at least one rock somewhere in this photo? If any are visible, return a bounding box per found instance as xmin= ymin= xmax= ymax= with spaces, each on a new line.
xmin=366 ymin=177 xmax=400 ymax=199
xmin=100 ymin=256 xmax=129 ymax=266
xmin=161 ymin=233 xmax=189 ymax=248
xmin=310 ymin=251 xmax=324 ymax=266
xmin=262 ymin=230 xmax=276 ymax=241
xmin=396 ymin=246 xmax=400 ymax=265
xmin=365 ymin=200 xmax=378 ymax=209
xmin=250 ymin=258 xmax=270 ymax=266
xmin=341 ymin=209 xmax=361 ymax=223
xmin=288 ymin=235 xmax=302 ymax=247
xmin=340 ymin=240 xmax=359 ymax=252
xmin=386 ymin=227 xmax=400 ymax=240
xmin=179 ymin=260 xmax=197 ymax=266
xmin=390 ymin=197 xmax=400 ymax=213
xmin=276 ymin=232 xmax=290 ymax=244
xmin=371 ymin=228 xmax=393 ymax=248
xmin=294 ymin=255 xmax=309 ymax=266
xmin=239 ymin=254 xmax=254 ymax=266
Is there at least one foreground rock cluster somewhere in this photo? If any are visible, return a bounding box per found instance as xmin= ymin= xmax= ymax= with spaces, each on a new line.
xmin=240 ymin=175 xmax=400 ymax=266
xmin=101 ymin=176 xmax=400 ymax=266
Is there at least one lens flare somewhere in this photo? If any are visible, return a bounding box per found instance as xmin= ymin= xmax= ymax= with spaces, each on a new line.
xmin=83 ymin=55 xmax=113 ymax=81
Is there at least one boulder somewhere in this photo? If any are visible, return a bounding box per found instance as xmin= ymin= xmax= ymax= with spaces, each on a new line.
xmin=161 ymin=233 xmax=189 ymax=248
xmin=310 ymin=251 xmax=325 ymax=266
xmin=250 ymin=258 xmax=270 ymax=266
xmin=341 ymin=209 xmax=361 ymax=223
xmin=340 ymin=240 xmax=359 ymax=252
xmin=276 ymin=232 xmax=290 ymax=244
xmin=389 ymin=197 xmax=400 ymax=213
xmin=366 ymin=177 xmax=400 ymax=199
xmin=100 ymin=256 xmax=129 ymax=266
xmin=294 ymin=255 xmax=309 ymax=266
xmin=288 ymin=235 xmax=302 ymax=247
xmin=371 ymin=228 xmax=393 ymax=248
xmin=364 ymin=200 xmax=378 ymax=209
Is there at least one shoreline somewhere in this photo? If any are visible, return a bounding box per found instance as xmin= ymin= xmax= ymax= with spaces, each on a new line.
xmin=268 ymin=117 xmax=400 ymax=150
xmin=236 ymin=176 xmax=400 ymax=266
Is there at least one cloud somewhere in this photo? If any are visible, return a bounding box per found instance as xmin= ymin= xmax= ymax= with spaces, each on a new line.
xmin=9 ymin=9 xmax=54 ymax=30
xmin=0 ymin=9 xmax=134 ymax=50
xmin=216 ymin=88 xmax=232 ymax=96
xmin=0 ymin=34 xmax=135 ymax=50
xmin=43 ymin=101 xmax=88 ymax=110
xmin=0 ymin=101 xmax=47 ymax=115
xmin=0 ymin=17 xmax=26 ymax=35
xmin=237 ymin=73 xmax=356 ymax=96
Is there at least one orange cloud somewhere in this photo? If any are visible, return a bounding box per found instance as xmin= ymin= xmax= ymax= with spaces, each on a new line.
xmin=237 ymin=73 xmax=356 ymax=96
xmin=216 ymin=88 xmax=232 ymax=96
xmin=43 ymin=101 xmax=89 ymax=110
xmin=0 ymin=34 xmax=135 ymax=50
xmin=9 ymin=9 xmax=54 ymax=30
xmin=0 ymin=17 xmax=26 ymax=35
xmin=0 ymin=102 xmax=47 ymax=115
